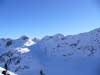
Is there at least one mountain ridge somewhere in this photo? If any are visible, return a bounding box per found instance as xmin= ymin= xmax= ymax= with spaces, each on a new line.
xmin=0 ymin=28 xmax=100 ymax=75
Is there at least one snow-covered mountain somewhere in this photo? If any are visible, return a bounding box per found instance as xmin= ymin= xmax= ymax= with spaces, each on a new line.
xmin=0 ymin=28 xmax=100 ymax=75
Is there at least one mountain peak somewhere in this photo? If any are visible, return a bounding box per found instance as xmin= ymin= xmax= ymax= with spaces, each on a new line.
xmin=20 ymin=35 xmax=29 ymax=40
xmin=0 ymin=28 xmax=100 ymax=75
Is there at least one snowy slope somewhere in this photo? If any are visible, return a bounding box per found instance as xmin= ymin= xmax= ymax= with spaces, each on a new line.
xmin=0 ymin=28 xmax=100 ymax=75
xmin=37 ymin=28 xmax=100 ymax=57
xmin=0 ymin=67 xmax=17 ymax=75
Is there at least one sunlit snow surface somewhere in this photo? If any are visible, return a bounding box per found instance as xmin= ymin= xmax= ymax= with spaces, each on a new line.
xmin=16 ymin=48 xmax=30 ymax=54
xmin=24 ymin=39 xmax=35 ymax=46
xmin=0 ymin=67 xmax=17 ymax=75
xmin=1 ymin=28 xmax=100 ymax=75
xmin=15 ymin=39 xmax=35 ymax=54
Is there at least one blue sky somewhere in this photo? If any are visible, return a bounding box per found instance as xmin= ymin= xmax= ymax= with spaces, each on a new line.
xmin=0 ymin=0 xmax=100 ymax=38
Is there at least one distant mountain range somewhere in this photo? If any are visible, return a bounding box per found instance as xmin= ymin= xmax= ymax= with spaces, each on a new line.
xmin=0 ymin=28 xmax=100 ymax=75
